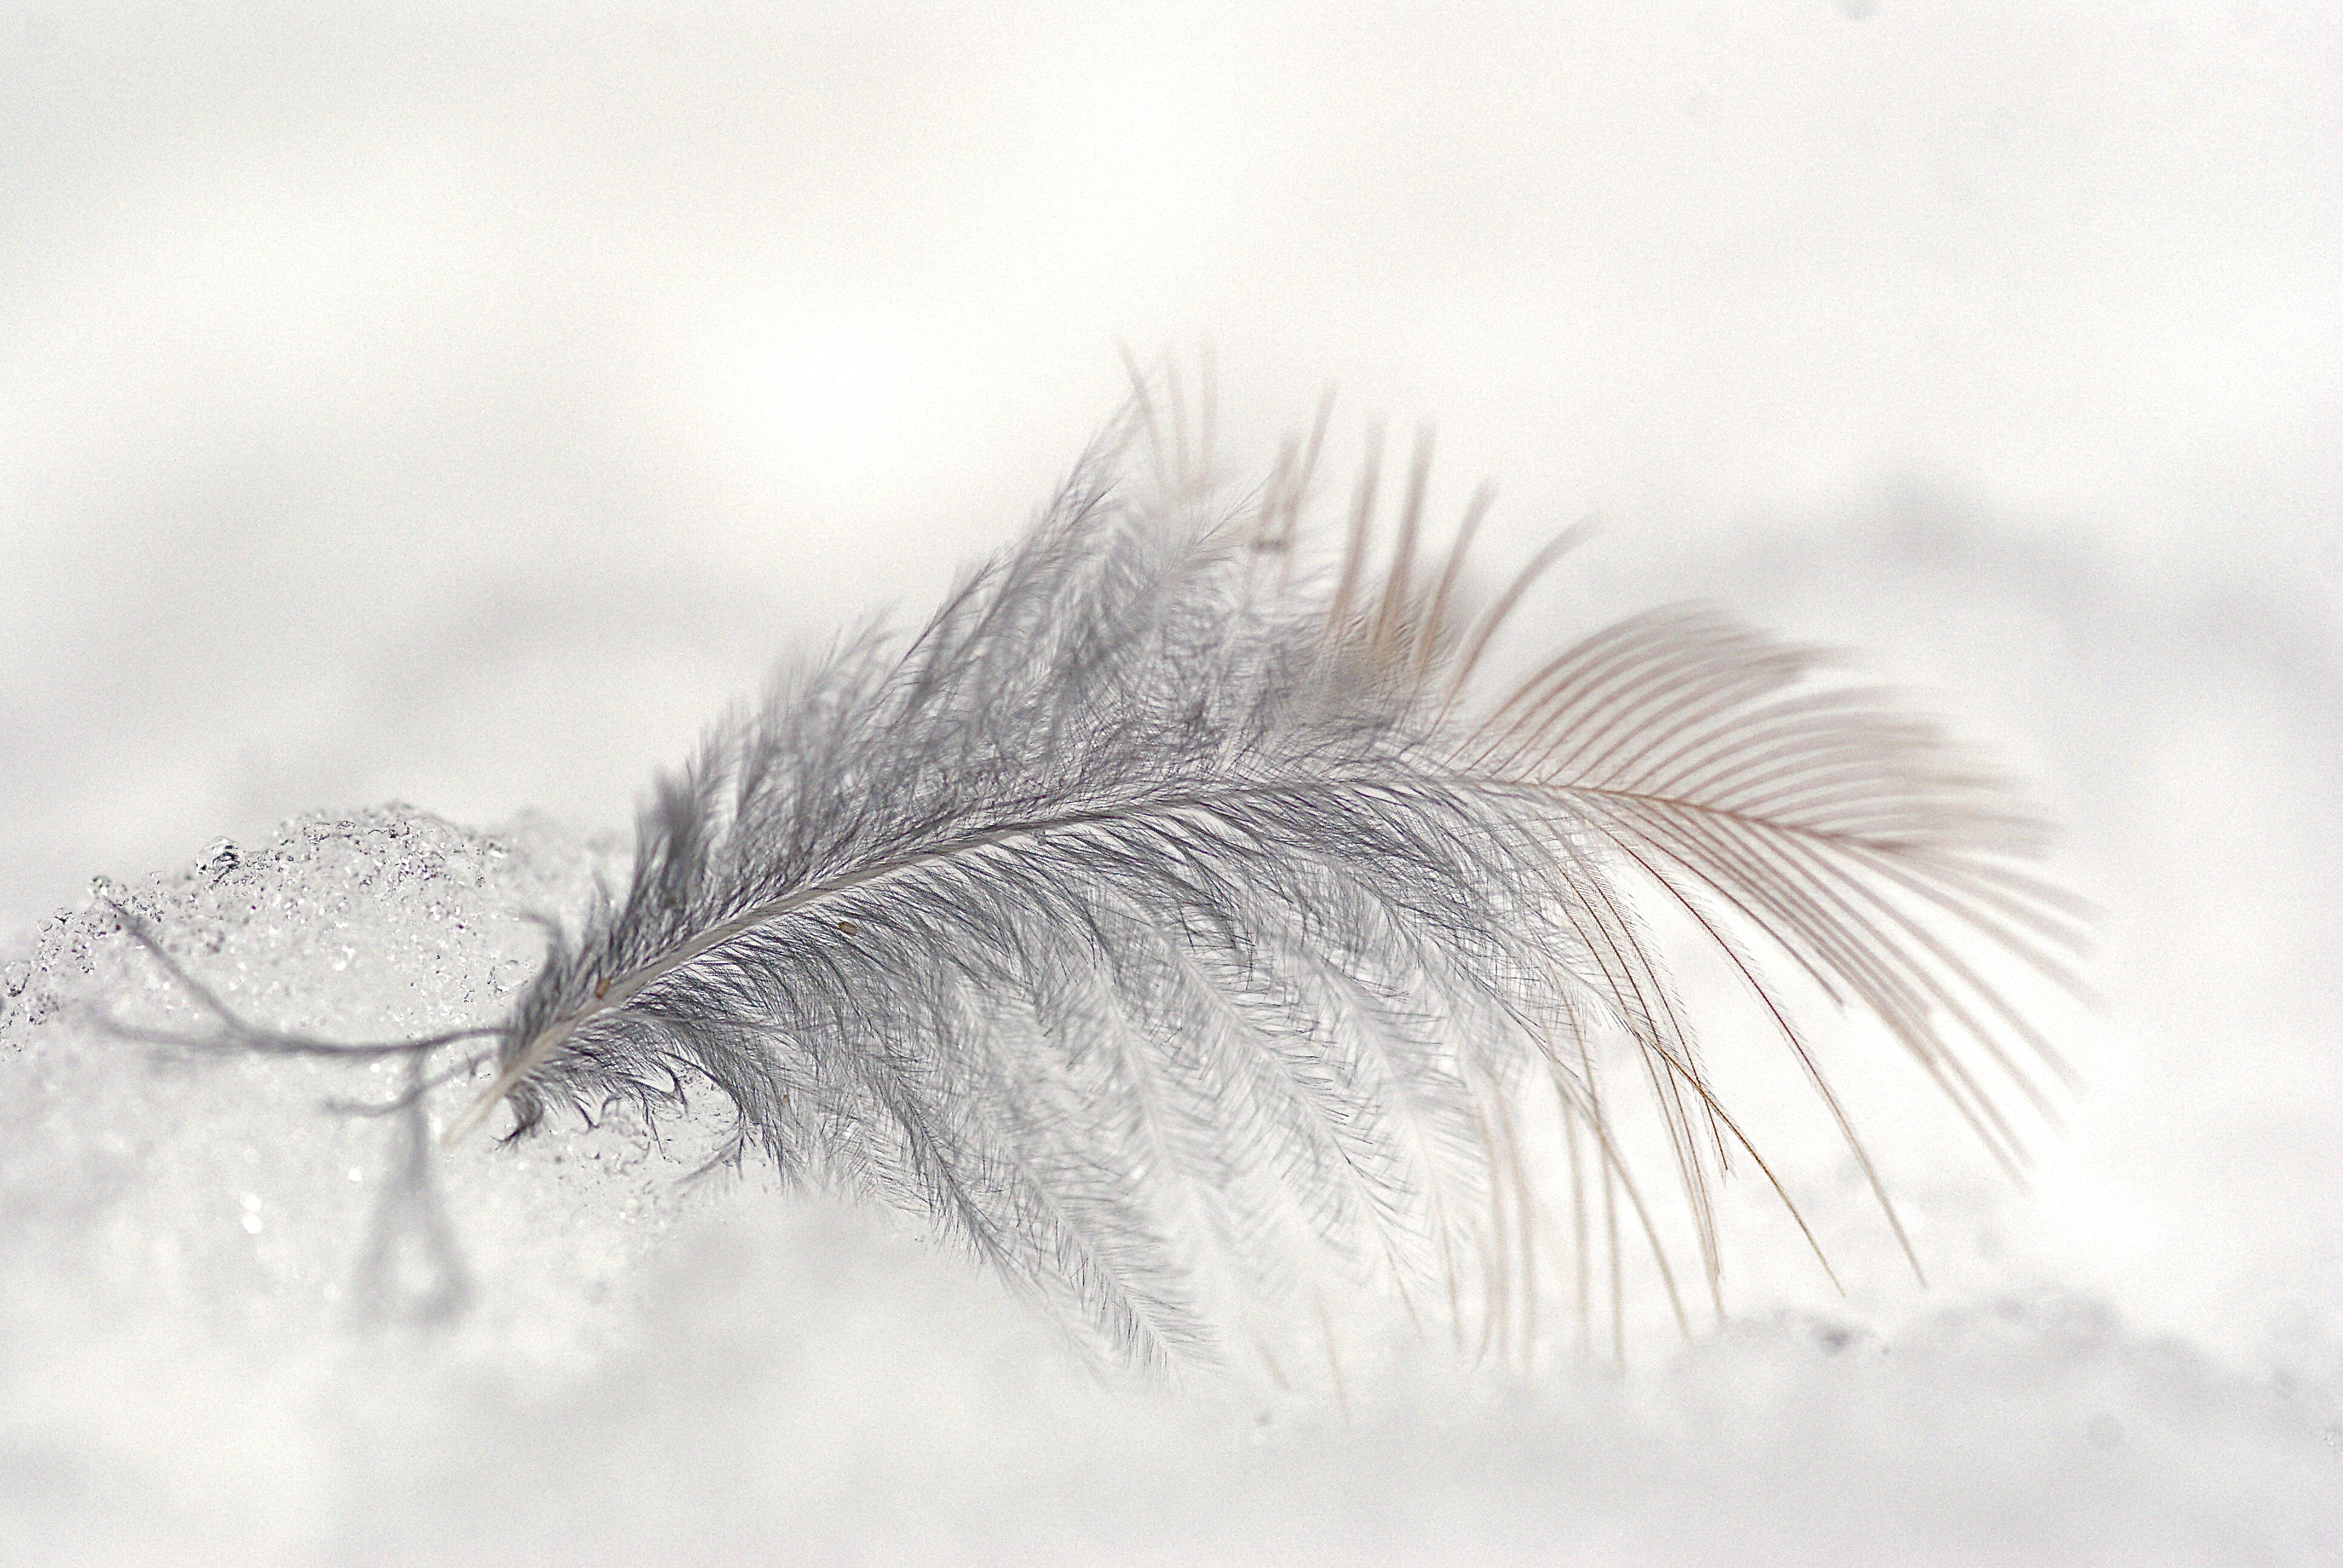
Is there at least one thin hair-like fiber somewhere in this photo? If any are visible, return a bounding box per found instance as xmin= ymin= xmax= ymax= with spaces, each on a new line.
xmin=100 ymin=379 xmax=2085 ymax=1375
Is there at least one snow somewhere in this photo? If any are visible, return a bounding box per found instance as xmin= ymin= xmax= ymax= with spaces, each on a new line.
xmin=2 ymin=801 xmax=2336 ymax=1564
xmin=4 ymin=3 xmax=2339 ymax=1562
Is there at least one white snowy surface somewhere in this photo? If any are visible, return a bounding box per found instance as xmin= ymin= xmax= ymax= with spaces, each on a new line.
xmin=4 ymin=3 xmax=2339 ymax=1563
xmin=1 ymin=809 xmax=2336 ymax=1566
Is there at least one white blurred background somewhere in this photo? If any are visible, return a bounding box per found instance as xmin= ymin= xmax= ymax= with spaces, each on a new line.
xmin=3 ymin=0 xmax=2338 ymax=1399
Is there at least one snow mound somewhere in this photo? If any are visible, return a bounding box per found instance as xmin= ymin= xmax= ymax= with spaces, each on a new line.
xmin=1 ymin=807 xmax=2335 ymax=1564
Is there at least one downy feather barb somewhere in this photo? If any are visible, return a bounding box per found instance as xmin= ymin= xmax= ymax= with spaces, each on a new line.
xmin=109 ymin=385 xmax=2085 ymax=1373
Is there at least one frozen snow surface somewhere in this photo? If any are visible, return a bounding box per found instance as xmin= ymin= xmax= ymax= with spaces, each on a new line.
xmin=2 ymin=807 xmax=2336 ymax=1566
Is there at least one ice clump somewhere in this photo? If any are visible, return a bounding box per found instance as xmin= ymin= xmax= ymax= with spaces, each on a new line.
xmin=0 ymin=805 xmax=2336 ymax=1564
